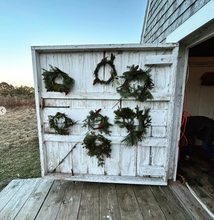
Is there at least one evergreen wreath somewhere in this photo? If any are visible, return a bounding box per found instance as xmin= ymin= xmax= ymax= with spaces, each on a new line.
xmin=93 ymin=53 xmax=119 ymax=85
xmin=42 ymin=65 xmax=75 ymax=95
xmin=116 ymin=65 xmax=154 ymax=102
xmin=82 ymin=109 xmax=112 ymax=135
xmin=114 ymin=106 xmax=151 ymax=146
xmin=82 ymin=132 xmax=112 ymax=167
xmin=48 ymin=112 xmax=77 ymax=135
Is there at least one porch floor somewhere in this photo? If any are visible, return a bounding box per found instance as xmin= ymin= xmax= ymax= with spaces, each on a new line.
xmin=1 ymin=175 xmax=214 ymax=220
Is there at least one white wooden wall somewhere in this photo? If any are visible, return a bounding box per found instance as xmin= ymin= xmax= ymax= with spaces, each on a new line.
xmin=32 ymin=44 xmax=179 ymax=185
xmin=186 ymin=57 xmax=214 ymax=145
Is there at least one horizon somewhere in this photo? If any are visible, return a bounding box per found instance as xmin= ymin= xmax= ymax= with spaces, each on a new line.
xmin=0 ymin=0 xmax=147 ymax=87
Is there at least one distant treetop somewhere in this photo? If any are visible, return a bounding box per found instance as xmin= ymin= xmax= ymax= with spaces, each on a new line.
xmin=0 ymin=82 xmax=34 ymax=97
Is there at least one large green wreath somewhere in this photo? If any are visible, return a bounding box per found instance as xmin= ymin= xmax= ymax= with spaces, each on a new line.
xmin=42 ymin=65 xmax=75 ymax=95
xmin=82 ymin=109 xmax=112 ymax=135
xmin=93 ymin=53 xmax=118 ymax=85
xmin=116 ymin=65 xmax=154 ymax=102
xmin=82 ymin=132 xmax=112 ymax=167
xmin=114 ymin=106 xmax=151 ymax=146
xmin=48 ymin=112 xmax=77 ymax=135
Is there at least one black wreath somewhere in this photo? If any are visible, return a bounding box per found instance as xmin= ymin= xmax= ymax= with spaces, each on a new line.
xmin=93 ymin=53 xmax=118 ymax=85
xmin=82 ymin=132 xmax=112 ymax=167
xmin=42 ymin=65 xmax=75 ymax=94
xmin=82 ymin=109 xmax=112 ymax=135
xmin=48 ymin=112 xmax=77 ymax=135
xmin=114 ymin=106 xmax=151 ymax=146
xmin=116 ymin=65 xmax=154 ymax=102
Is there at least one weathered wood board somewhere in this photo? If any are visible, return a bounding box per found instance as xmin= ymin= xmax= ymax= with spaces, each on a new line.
xmin=32 ymin=44 xmax=179 ymax=185
xmin=0 ymin=178 xmax=196 ymax=220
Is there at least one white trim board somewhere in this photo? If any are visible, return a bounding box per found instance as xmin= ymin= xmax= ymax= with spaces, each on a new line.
xmin=166 ymin=0 xmax=214 ymax=43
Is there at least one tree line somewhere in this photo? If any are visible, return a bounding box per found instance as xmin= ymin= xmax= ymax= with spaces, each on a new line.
xmin=0 ymin=82 xmax=34 ymax=98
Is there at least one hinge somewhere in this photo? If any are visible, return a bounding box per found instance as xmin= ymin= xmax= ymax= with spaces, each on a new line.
xmin=40 ymin=98 xmax=44 ymax=109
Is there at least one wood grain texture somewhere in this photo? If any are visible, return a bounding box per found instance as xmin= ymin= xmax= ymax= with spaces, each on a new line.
xmin=56 ymin=181 xmax=83 ymax=220
xmin=32 ymin=44 xmax=180 ymax=184
xmin=36 ymin=180 xmax=68 ymax=220
xmin=44 ymin=173 xmax=167 ymax=185
xmin=168 ymin=45 xmax=188 ymax=180
xmin=0 ymin=178 xmax=202 ymax=220
xmin=78 ymin=182 xmax=100 ymax=220
xmin=15 ymin=179 xmax=54 ymax=220
xmin=150 ymin=185 xmax=192 ymax=220
xmin=100 ymin=184 xmax=121 ymax=220
xmin=116 ymin=184 xmax=143 ymax=220
xmin=0 ymin=178 xmax=40 ymax=220
xmin=0 ymin=179 xmax=27 ymax=213
xmin=133 ymin=185 xmax=166 ymax=219
xmin=169 ymin=181 xmax=213 ymax=220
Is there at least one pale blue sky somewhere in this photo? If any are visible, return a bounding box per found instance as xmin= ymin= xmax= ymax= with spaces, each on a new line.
xmin=0 ymin=0 xmax=147 ymax=87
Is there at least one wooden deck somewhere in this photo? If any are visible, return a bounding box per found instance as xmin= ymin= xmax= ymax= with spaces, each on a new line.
xmin=1 ymin=176 xmax=214 ymax=220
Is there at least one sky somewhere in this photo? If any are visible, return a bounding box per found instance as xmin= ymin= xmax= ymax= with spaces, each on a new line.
xmin=0 ymin=0 xmax=147 ymax=87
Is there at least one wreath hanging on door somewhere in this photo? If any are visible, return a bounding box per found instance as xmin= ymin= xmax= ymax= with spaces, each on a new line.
xmin=116 ymin=65 xmax=154 ymax=102
xmin=42 ymin=65 xmax=75 ymax=95
xmin=93 ymin=53 xmax=119 ymax=85
xmin=48 ymin=112 xmax=77 ymax=135
xmin=114 ymin=106 xmax=151 ymax=146
xmin=82 ymin=132 xmax=112 ymax=167
xmin=82 ymin=109 xmax=112 ymax=135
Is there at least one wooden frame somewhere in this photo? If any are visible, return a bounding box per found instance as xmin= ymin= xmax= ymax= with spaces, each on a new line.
xmin=32 ymin=43 xmax=179 ymax=185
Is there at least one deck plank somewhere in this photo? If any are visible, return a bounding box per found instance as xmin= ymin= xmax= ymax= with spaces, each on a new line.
xmin=150 ymin=185 xmax=192 ymax=220
xmin=169 ymin=181 xmax=213 ymax=220
xmin=100 ymin=184 xmax=121 ymax=220
xmin=0 ymin=178 xmax=41 ymax=219
xmin=179 ymin=165 xmax=214 ymax=213
xmin=0 ymin=179 xmax=26 ymax=213
xmin=116 ymin=184 xmax=143 ymax=220
xmin=15 ymin=178 xmax=54 ymax=220
xmin=56 ymin=181 xmax=83 ymax=220
xmin=188 ymin=166 xmax=214 ymax=202
xmin=2 ymin=178 xmax=213 ymax=220
xmin=35 ymin=180 xmax=68 ymax=220
xmin=77 ymin=182 xmax=100 ymax=220
xmin=133 ymin=185 xmax=166 ymax=219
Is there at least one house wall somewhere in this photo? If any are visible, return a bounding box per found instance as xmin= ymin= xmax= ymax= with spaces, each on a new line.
xmin=185 ymin=57 xmax=214 ymax=144
xmin=141 ymin=0 xmax=211 ymax=43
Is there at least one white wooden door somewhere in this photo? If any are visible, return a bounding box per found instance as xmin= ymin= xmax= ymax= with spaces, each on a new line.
xmin=32 ymin=44 xmax=179 ymax=185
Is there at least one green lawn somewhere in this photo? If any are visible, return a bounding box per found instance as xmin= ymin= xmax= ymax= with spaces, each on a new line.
xmin=0 ymin=107 xmax=41 ymax=191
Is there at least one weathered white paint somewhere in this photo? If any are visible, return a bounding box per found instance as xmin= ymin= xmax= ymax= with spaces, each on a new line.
xmin=145 ymin=55 xmax=176 ymax=65
xmin=169 ymin=44 xmax=189 ymax=181
xmin=166 ymin=0 xmax=214 ymax=43
xmin=44 ymin=173 xmax=167 ymax=185
xmin=32 ymin=44 xmax=179 ymax=185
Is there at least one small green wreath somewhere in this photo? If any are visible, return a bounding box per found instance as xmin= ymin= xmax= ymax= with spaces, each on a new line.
xmin=93 ymin=53 xmax=118 ymax=85
xmin=82 ymin=132 xmax=112 ymax=167
xmin=48 ymin=112 xmax=77 ymax=135
xmin=42 ymin=65 xmax=75 ymax=95
xmin=114 ymin=106 xmax=151 ymax=146
xmin=82 ymin=109 xmax=112 ymax=135
xmin=116 ymin=65 xmax=154 ymax=102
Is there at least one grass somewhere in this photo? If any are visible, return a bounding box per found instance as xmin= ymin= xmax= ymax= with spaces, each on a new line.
xmin=0 ymin=95 xmax=35 ymax=108
xmin=0 ymin=106 xmax=41 ymax=191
